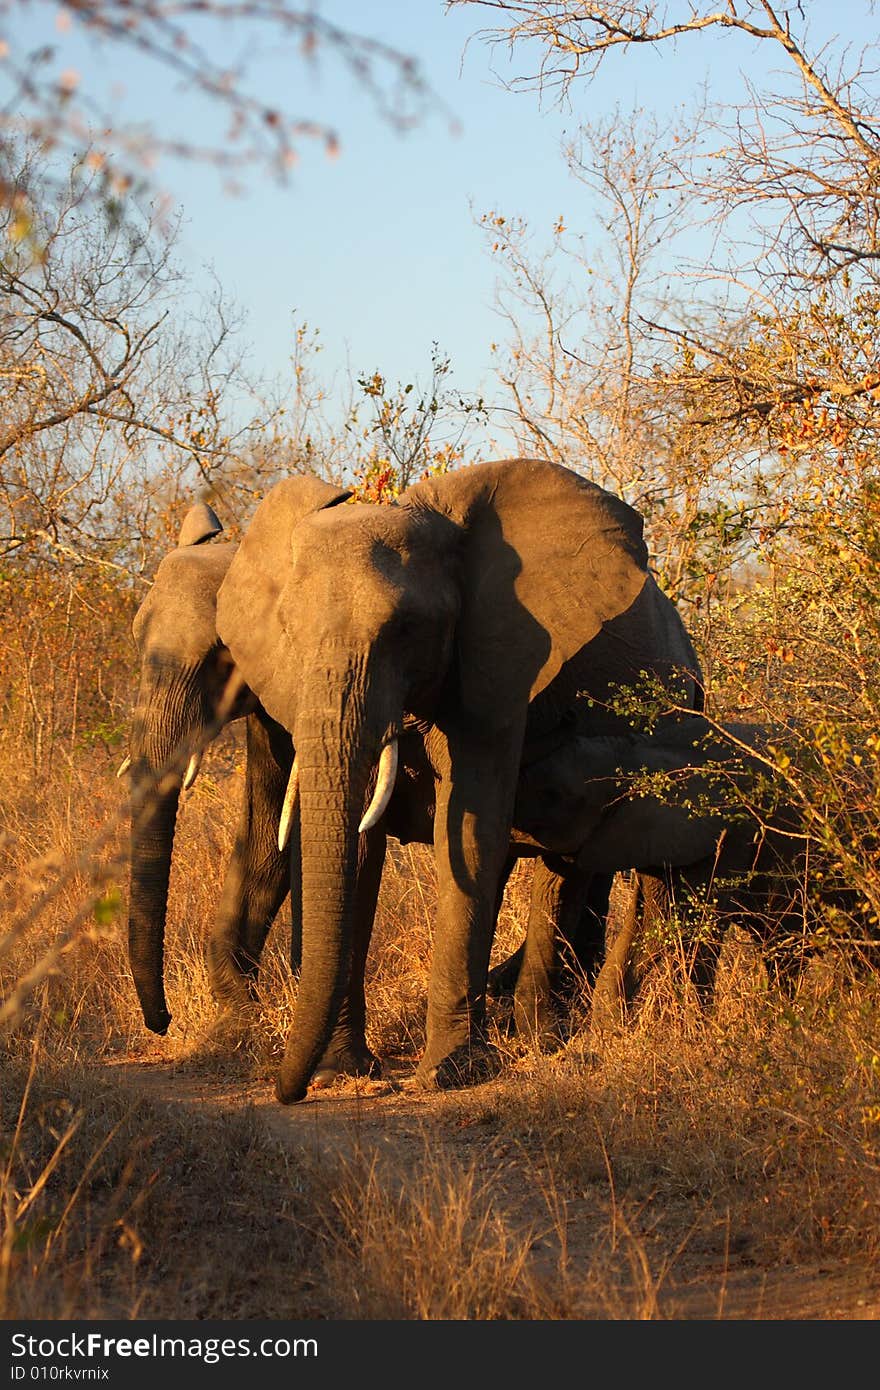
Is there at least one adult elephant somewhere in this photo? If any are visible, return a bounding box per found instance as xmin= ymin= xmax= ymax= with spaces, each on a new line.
xmin=123 ymin=488 xmax=615 ymax=1083
xmin=215 ymin=457 xmax=702 ymax=1103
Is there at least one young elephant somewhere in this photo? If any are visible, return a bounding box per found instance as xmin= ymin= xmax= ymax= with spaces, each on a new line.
xmin=509 ymin=715 xmax=820 ymax=1029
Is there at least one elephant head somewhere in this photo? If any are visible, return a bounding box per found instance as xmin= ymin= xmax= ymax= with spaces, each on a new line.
xmin=216 ymin=458 xmax=703 ymax=1102
xmin=125 ymin=501 xmax=254 ymax=1034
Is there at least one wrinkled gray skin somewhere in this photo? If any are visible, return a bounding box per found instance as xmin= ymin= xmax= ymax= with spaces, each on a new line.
xmin=486 ymin=855 xmax=614 ymax=1046
xmin=510 ymin=715 xmax=815 ymax=1029
xmin=127 ymin=504 xmax=260 ymax=1037
xmin=125 ymin=500 xmax=615 ymax=1084
xmin=216 ymin=458 xmax=702 ymax=1103
xmin=127 ymin=499 xmax=402 ymax=1082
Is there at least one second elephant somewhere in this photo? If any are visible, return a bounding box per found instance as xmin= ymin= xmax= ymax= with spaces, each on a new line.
xmin=510 ymin=714 xmax=845 ymax=1028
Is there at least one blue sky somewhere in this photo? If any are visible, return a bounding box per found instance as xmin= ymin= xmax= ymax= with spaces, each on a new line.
xmin=145 ymin=1 xmax=741 ymax=404
xmin=9 ymin=2 xmax=877 ymax=448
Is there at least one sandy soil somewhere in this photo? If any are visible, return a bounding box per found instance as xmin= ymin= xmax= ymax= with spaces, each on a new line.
xmin=113 ymin=1053 xmax=880 ymax=1322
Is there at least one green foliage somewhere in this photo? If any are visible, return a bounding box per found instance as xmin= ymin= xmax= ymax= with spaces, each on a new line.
xmin=92 ymin=885 xmax=122 ymax=927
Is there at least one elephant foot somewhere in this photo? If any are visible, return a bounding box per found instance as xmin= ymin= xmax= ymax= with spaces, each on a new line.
xmin=309 ymin=1044 xmax=382 ymax=1090
xmin=590 ymin=950 xmax=630 ymax=1019
xmin=512 ymin=978 xmax=561 ymax=1047
xmin=512 ymin=1006 xmax=562 ymax=1052
xmin=208 ymin=994 xmax=261 ymax=1038
xmin=590 ymin=982 xmax=627 ymax=1036
xmin=486 ymin=943 xmax=525 ymax=999
xmin=183 ymin=1007 xmax=277 ymax=1074
xmin=412 ymin=1040 xmax=501 ymax=1092
xmin=275 ymin=1071 xmax=308 ymax=1105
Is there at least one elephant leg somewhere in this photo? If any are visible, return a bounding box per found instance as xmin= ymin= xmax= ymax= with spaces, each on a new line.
xmin=485 ymin=853 xmax=524 ymax=998
xmin=310 ymin=824 xmax=386 ymax=1086
xmin=761 ymin=907 xmax=808 ymax=1000
xmin=487 ymin=862 xmax=610 ymax=1006
xmin=563 ymin=871 xmax=612 ymax=989
xmin=207 ymin=710 xmax=292 ymax=1014
xmin=625 ymin=871 xmax=672 ymax=1002
xmin=416 ymin=723 xmax=525 ymax=1089
xmin=591 ymin=871 xmax=642 ymax=1033
xmin=688 ymin=879 xmax=758 ymax=1009
xmin=513 ymin=857 xmax=594 ymax=1047
xmin=770 ymin=951 xmax=804 ymax=999
xmin=486 ymin=940 xmax=524 ymax=997
xmin=644 ymin=872 xmax=724 ymax=1012
xmin=591 ymin=870 xmax=672 ymax=1030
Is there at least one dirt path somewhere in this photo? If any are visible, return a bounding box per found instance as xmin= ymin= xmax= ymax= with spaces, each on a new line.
xmin=112 ymin=1055 xmax=880 ymax=1321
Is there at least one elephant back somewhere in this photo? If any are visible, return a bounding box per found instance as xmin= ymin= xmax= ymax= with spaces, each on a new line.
xmin=404 ymin=457 xmax=654 ymax=731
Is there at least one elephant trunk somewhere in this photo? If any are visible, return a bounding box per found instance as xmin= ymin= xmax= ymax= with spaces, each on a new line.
xmin=274 ymin=711 xmax=374 ymax=1104
xmin=126 ymin=670 xmax=199 ymax=1033
xmin=128 ymin=765 xmax=180 ymax=1033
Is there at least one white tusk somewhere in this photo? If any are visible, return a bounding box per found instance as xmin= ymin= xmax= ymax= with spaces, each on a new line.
xmin=116 ymin=754 xmax=131 ymax=780
xmin=278 ymin=757 xmax=300 ymax=852
xmin=182 ymin=750 xmax=202 ymax=792
xmin=358 ymin=739 xmax=399 ymax=834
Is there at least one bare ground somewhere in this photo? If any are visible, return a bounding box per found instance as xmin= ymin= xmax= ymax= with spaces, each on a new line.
xmin=110 ymin=1049 xmax=880 ymax=1322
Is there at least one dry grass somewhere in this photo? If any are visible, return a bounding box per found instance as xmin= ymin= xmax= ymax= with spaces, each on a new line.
xmin=1 ymin=1047 xmax=319 ymax=1319
xmin=316 ymin=1149 xmax=554 ymax=1319
xmin=2 ymin=738 xmax=880 ymax=1320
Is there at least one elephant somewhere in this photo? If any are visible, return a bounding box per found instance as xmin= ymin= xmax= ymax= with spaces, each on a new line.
xmin=125 ymin=500 xmax=287 ymax=1038
xmin=215 ymin=456 xmax=703 ymax=1102
xmin=507 ymin=714 xmax=837 ymax=1029
xmin=123 ymin=490 xmax=633 ymax=1084
xmin=126 ymin=487 xmax=410 ymax=1083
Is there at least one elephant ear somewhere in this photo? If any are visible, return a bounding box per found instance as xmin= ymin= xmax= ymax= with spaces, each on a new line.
xmin=216 ymin=475 xmax=353 ymax=716
xmin=402 ymin=458 xmax=650 ymax=732
xmin=177 ymin=501 xmax=223 ymax=547
xmin=133 ymin=502 xmax=235 ymax=668
xmin=134 ymin=542 xmax=239 ymax=667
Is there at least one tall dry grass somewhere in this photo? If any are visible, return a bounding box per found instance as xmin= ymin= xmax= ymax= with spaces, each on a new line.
xmin=2 ymin=728 xmax=880 ymax=1320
